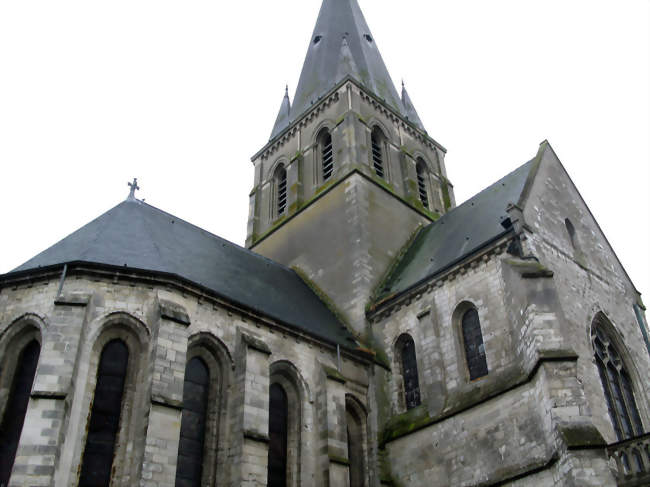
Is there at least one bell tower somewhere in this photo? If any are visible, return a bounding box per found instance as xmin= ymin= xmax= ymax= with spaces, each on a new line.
xmin=246 ymin=0 xmax=455 ymax=336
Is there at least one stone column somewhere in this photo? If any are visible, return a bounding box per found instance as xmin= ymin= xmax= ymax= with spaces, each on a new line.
xmin=139 ymin=299 xmax=190 ymax=487
xmin=10 ymin=292 xmax=90 ymax=486
xmin=323 ymin=366 xmax=350 ymax=487
xmin=235 ymin=332 xmax=271 ymax=487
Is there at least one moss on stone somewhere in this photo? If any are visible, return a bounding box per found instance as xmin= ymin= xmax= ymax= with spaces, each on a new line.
xmin=323 ymin=365 xmax=347 ymax=384
xmin=441 ymin=179 xmax=452 ymax=210
xmin=379 ymin=406 xmax=432 ymax=448
xmin=557 ymin=422 xmax=607 ymax=448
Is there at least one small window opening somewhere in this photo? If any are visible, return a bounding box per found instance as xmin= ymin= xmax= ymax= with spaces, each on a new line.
xmin=313 ymin=35 xmax=322 ymax=45
xmin=397 ymin=334 xmax=421 ymax=409
xmin=462 ymin=308 xmax=488 ymax=380
xmin=371 ymin=127 xmax=385 ymax=178
xmin=321 ymin=130 xmax=334 ymax=181
xmin=275 ymin=165 xmax=287 ymax=216
xmin=565 ymin=218 xmax=577 ymax=249
xmin=364 ymin=34 xmax=373 ymax=43
xmin=416 ymin=158 xmax=429 ymax=209
xmin=267 ymin=383 xmax=288 ymax=487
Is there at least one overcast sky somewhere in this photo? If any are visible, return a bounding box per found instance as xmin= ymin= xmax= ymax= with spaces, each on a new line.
xmin=1 ymin=0 xmax=648 ymax=300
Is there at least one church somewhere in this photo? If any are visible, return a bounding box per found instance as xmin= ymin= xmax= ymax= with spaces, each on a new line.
xmin=1 ymin=0 xmax=648 ymax=486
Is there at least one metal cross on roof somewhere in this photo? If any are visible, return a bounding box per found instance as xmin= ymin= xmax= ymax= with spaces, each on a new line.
xmin=127 ymin=178 xmax=140 ymax=201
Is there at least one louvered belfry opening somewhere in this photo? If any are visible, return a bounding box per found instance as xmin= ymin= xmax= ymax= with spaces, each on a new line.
xmin=276 ymin=165 xmax=287 ymax=216
xmin=267 ymin=383 xmax=289 ymax=487
xmin=321 ymin=130 xmax=334 ymax=181
xmin=462 ymin=309 xmax=488 ymax=380
xmin=592 ymin=323 xmax=644 ymax=441
xmin=79 ymin=339 xmax=129 ymax=487
xmin=371 ymin=127 xmax=385 ymax=178
xmin=416 ymin=159 xmax=429 ymax=209
xmin=397 ymin=334 xmax=421 ymax=410
xmin=0 ymin=339 xmax=40 ymax=487
xmin=175 ymin=357 xmax=210 ymax=487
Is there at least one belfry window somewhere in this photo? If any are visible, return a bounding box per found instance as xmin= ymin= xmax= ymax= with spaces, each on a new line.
xmin=397 ymin=334 xmax=421 ymax=409
xmin=79 ymin=340 xmax=129 ymax=487
xmin=176 ymin=357 xmax=210 ymax=487
xmin=320 ymin=129 xmax=334 ymax=181
xmin=462 ymin=308 xmax=488 ymax=380
xmin=267 ymin=383 xmax=289 ymax=487
xmin=592 ymin=321 xmax=644 ymax=441
xmin=416 ymin=158 xmax=429 ymax=209
xmin=371 ymin=127 xmax=385 ymax=178
xmin=0 ymin=339 xmax=40 ymax=487
xmin=274 ymin=164 xmax=287 ymax=217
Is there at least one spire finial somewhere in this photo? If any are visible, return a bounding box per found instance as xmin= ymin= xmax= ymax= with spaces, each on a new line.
xmin=127 ymin=178 xmax=140 ymax=201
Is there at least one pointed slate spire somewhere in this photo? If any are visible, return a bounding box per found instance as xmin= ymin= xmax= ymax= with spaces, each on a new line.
xmin=401 ymin=81 xmax=424 ymax=129
xmin=270 ymin=85 xmax=292 ymax=139
xmin=291 ymin=0 xmax=403 ymax=122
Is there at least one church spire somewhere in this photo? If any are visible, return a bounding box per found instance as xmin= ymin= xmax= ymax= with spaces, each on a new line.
xmin=291 ymin=0 xmax=403 ymax=123
xmin=401 ymin=81 xmax=424 ymax=129
xmin=270 ymin=85 xmax=291 ymax=139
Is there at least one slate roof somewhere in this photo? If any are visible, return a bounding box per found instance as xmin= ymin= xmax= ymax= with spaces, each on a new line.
xmin=374 ymin=159 xmax=538 ymax=305
xmin=6 ymin=199 xmax=359 ymax=348
xmin=276 ymin=0 xmax=406 ymax=137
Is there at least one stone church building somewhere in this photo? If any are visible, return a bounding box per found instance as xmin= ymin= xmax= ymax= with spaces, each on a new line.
xmin=1 ymin=0 xmax=648 ymax=486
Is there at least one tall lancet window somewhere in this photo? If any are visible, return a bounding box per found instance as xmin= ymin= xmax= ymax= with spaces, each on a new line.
xmin=397 ymin=334 xmax=421 ymax=409
xmin=416 ymin=158 xmax=429 ymax=209
xmin=592 ymin=321 xmax=644 ymax=440
xmin=176 ymin=357 xmax=210 ymax=487
xmin=267 ymin=383 xmax=288 ymax=487
xmin=79 ymin=340 xmax=129 ymax=487
xmin=462 ymin=308 xmax=488 ymax=380
xmin=274 ymin=164 xmax=288 ymax=217
xmin=319 ymin=129 xmax=334 ymax=181
xmin=0 ymin=340 xmax=40 ymax=486
xmin=371 ymin=126 xmax=386 ymax=178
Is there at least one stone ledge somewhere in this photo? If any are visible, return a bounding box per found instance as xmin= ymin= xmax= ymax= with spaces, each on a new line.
xmin=242 ymin=333 xmax=272 ymax=355
xmin=54 ymin=292 xmax=91 ymax=307
xmin=151 ymin=395 xmax=183 ymax=411
xmin=323 ymin=365 xmax=346 ymax=384
xmin=31 ymin=391 xmax=67 ymax=400
xmin=244 ymin=430 xmax=270 ymax=443
xmin=158 ymin=299 xmax=191 ymax=326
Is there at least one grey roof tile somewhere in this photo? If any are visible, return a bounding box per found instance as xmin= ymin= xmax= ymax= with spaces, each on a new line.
xmin=290 ymin=0 xmax=404 ymax=124
xmin=6 ymin=199 xmax=359 ymax=348
xmin=374 ymin=159 xmax=537 ymax=305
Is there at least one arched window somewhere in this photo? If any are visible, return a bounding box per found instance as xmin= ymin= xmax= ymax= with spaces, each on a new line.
xmin=79 ymin=339 xmax=129 ymax=487
xmin=371 ymin=127 xmax=385 ymax=178
xmin=346 ymin=396 xmax=367 ymax=487
xmin=268 ymin=383 xmax=289 ymax=487
xmin=274 ymin=164 xmax=288 ymax=217
xmin=462 ymin=308 xmax=488 ymax=380
xmin=0 ymin=339 xmax=40 ymax=486
xmin=176 ymin=357 xmax=210 ymax=487
xmin=416 ymin=158 xmax=429 ymax=209
xmin=319 ymin=129 xmax=334 ymax=181
xmin=592 ymin=322 xmax=644 ymax=440
xmin=396 ymin=334 xmax=421 ymax=409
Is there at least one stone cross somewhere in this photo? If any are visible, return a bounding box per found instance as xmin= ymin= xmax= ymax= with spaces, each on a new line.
xmin=127 ymin=178 xmax=140 ymax=200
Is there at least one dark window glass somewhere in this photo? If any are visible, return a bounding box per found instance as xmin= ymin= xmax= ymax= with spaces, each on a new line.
xmin=175 ymin=357 xmax=210 ymax=487
xmin=416 ymin=160 xmax=429 ymax=209
xmin=276 ymin=166 xmax=287 ymax=216
xmin=462 ymin=309 xmax=488 ymax=380
xmin=0 ymin=340 xmax=40 ymax=487
xmin=79 ymin=340 xmax=129 ymax=487
xmin=592 ymin=323 xmax=644 ymax=440
xmin=321 ymin=131 xmax=334 ymax=181
xmin=398 ymin=335 xmax=421 ymax=409
xmin=267 ymin=383 xmax=288 ymax=487
xmin=371 ymin=129 xmax=384 ymax=178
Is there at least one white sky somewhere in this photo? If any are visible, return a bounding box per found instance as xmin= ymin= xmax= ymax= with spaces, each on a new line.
xmin=1 ymin=0 xmax=648 ymax=300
